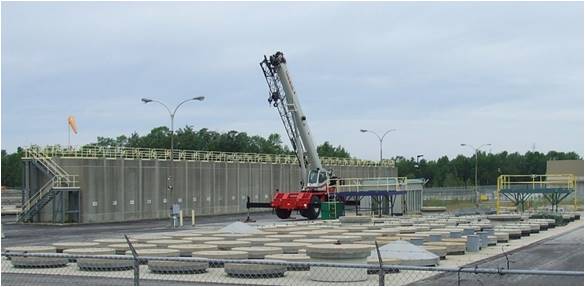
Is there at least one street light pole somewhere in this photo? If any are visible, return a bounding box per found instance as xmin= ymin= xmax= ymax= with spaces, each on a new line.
xmin=360 ymin=129 xmax=397 ymax=163
xmin=142 ymin=96 xmax=205 ymax=225
xmin=460 ymin=143 xmax=491 ymax=207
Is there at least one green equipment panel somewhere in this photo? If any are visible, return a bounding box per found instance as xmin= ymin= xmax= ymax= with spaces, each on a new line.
xmin=321 ymin=201 xmax=345 ymax=219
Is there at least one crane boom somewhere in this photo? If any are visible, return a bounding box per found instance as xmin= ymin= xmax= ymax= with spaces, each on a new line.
xmin=260 ymin=52 xmax=327 ymax=189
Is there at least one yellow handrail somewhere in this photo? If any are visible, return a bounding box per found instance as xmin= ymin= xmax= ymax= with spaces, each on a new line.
xmin=24 ymin=145 xmax=395 ymax=167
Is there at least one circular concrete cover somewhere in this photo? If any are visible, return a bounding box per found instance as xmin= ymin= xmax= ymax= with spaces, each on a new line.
xmin=5 ymin=246 xmax=56 ymax=253
xmin=167 ymin=244 xmax=218 ymax=256
xmin=306 ymin=244 xmax=372 ymax=259
xmin=52 ymin=242 xmax=100 ymax=250
xmin=487 ymin=214 xmax=521 ymax=221
xmin=63 ymin=248 xmax=115 ymax=255
xmin=231 ymin=246 xmax=283 ymax=259
xmin=339 ymin=216 xmax=372 ymax=224
xmin=293 ymin=238 xmax=337 ymax=244
xmin=128 ymin=249 xmax=180 ymax=257
xmin=146 ymin=239 xmax=192 ymax=247
xmin=264 ymin=242 xmax=309 ymax=254
xmin=93 ymin=238 xmax=135 ymax=246
xmin=108 ymin=243 xmax=156 ymax=252
xmin=320 ymin=235 xmax=361 ymax=243
xmin=266 ymin=234 xmax=307 ymax=242
xmin=208 ymin=240 xmax=252 ymax=250
xmin=184 ymin=236 xmax=225 ymax=243
xmin=236 ymin=237 xmax=280 ymax=246
xmin=191 ymin=250 xmax=248 ymax=259
xmin=265 ymin=253 xmax=310 ymax=261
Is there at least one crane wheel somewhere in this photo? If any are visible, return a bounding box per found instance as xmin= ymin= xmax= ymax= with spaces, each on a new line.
xmin=300 ymin=196 xmax=321 ymax=220
xmin=275 ymin=208 xmax=292 ymax=219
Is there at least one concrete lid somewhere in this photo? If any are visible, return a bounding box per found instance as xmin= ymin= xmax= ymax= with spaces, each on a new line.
xmin=63 ymin=248 xmax=115 ymax=255
xmin=319 ymin=229 xmax=349 ymax=235
xmin=192 ymin=250 xmax=248 ymax=259
xmin=232 ymin=246 xmax=283 ymax=257
xmin=4 ymin=246 xmax=56 ymax=253
xmin=108 ymin=243 xmax=156 ymax=250
xmin=146 ymin=239 xmax=192 ymax=246
xmin=52 ymin=242 xmax=101 ymax=248
xmin=129 ymin=248 xmax=180 ymax=256
xmin=342 ymin=232 xmax=379 ymax=240
xmin=265 ymin=253 xmax=310 ymax=261
xmin=487 ymin=215 xmax=522 ymax=221
xmin=215 ymin=233 xmax=255 ymax=238
xmin=320 ymin=235 xmax=361 ymax=243
xmin=289 ymin=230 xmax=332 ymax=237
xmin=265 ymin=242 xmax=309 ymax=249
xmin=166 ymin=244 xmax=218 ymax=252
xmin=266 ymin=234 xmax=307 ymax=241
xmin=129 ymin=235 xmax=172 ymax=241
xmin=306 ymin=244 xmax=372 ymax=259
xmin=188 ymin=229 xmax=222 ymax=235
xmin=424 ymin=242 xmax=465 ymax=252
xmin=183 ymin=236 xmax=225 ymax=243
xmin=236 ymin=238 xmax=280 ymax=246
xmin=423 ymin=245 xmax=448 ymax=256
xmin=343 ymin=226 xmax=370 ymax=231
xmin=93 ymin=238 xmax=135 ymax=244
xmin=293 ymin=238 xmax=337 ymax=244
xmin=370 ymin=228 xmax=400 ymax=236
xmin=208 ymin=240 xmax=252 ymax=249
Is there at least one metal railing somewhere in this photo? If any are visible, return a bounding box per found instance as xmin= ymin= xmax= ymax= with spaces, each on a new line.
xmin=496 ymin=174 xmax=577 ymax=214
xmin=2 ymin=252 xmax=582 ymax=286
xmin=23 ymin=145 xmax=395 ymax=167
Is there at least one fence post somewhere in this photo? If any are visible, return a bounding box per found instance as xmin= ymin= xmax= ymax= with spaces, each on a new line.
xmin=191 ymin=209 xmax=195 ymax=226
xmin=375 ymin=241 xmax=384 ymax=286
xmin=124 ymin=234 xmax=140 ymax=286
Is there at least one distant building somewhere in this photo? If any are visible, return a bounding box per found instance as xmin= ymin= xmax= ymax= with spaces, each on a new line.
xmin=546 ymin=160 xmax=584 ymax=199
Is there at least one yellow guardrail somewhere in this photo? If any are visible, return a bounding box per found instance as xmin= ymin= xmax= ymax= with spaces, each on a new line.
xmin=23 ymin=145 xmax=395 ymax=167
xmin=496 ymin=174 xmax=577 ymax=214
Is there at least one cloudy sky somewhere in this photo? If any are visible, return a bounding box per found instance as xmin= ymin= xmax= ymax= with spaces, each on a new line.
xmin=2 ymin=1 xmax=583 ymax=161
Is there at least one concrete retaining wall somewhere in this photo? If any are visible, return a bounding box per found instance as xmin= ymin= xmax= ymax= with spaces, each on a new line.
xmin=27 ymin=157 xmax=396 ymax=224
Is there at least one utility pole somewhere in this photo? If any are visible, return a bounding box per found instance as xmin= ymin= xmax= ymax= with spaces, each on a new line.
xmin=461 ymin=143 xmax=491 ymax=208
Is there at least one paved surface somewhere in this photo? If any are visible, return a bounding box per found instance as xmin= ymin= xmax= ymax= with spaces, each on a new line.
xmin=414 ymin=225 xmax=584 ymax=286
xmin=1 ymin=212 xmax=281 ymax=247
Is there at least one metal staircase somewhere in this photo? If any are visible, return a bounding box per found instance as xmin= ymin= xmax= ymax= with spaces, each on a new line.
xmin=18 ymin=149 xmax=79 ymax=223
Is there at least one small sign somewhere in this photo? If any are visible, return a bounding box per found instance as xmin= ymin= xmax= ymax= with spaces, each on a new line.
xmin=129 ymin=200 xmax=135 ymax=205
xmin=206 ymin=196 xmax=211 ymax=202
xmin=146 ymin=199 xmax=152 ymax=204
xmin=177 ymin=198 xmax=183 ymax=203
xmin=192 ymin=197 xmax=197 ymax=202
xmin=112 ymin=201 xmax=117 ymax=206
xmin=264 ymin=194 xmax=268 ymax=199
xmin=231 ymin=196 xmax=235 ymax=200
xmin=92 ymin=201 xmax=98 ymax=207
xmin=163 ymin=198 xmax=167 ymax=203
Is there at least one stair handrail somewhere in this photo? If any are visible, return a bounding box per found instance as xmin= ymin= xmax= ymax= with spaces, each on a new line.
xmin=29 ymin=149 xmax=70 ymax=177
xmin=19 ymin=177 xmax=55 ymax=216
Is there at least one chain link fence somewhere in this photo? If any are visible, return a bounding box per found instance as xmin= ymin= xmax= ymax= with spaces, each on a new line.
xmin=2 ymin=252 xmax=582 ymax=286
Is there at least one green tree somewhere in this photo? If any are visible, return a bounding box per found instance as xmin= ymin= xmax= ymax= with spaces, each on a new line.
xmin=1 ymin=148 xmax=24 ymax=187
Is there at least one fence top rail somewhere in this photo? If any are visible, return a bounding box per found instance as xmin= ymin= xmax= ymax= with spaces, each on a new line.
xmin=498 ymin=174 xmax=576 ymax=190
xmin=23 ymin=145 xmax=395 ymax=167
xmin=2 ymin=252 xmax=583 ymax=276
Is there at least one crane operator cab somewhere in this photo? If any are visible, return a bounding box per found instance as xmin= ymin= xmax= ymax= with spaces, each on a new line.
xmin=306 ymin=168 xmax=329 ymax=190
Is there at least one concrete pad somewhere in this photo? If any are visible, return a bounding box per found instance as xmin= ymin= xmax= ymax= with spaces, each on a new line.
xmin=107 ymin=243 xmax=156 ymax=254
xmin=236 ymin=237 xmax=280 ymax=246
xmin=64 ymin=248 xmax=132 ymax=271
xmin=319 ymin=235 xmax=361 ymax=243
xmin=264 ymin=242 xmax=309 ymax=254
xmin=289 ymin=231 xmax=332 ymax=238
xmin=215 ymin=233 xmax=255 ymax=239
xmin=5 ymin=246 xmax=69 ymax=268
xmin=494 ymin=232 xmax=509 ymax=243
xmin=207 ymin=240 xmax=252 ymax=250
xmin=265 ymin=254 xmax=311 ymax=271
xmin=224 ymin=260 xmax=287 ymax=278
xmin=307 ymin=244 xmax=371 ymax=282
xmin=129 ymin=234 xmax=172 ymax=243
xmin=231 ymin=247 xmax=283 ymax=259
xmin=93 ymin=238 xmax=136 ymax=246
xmin=424 ymin=242 xmax=466 ymax=255
xmin=293 ymin=238 xmax=337 ymax=244
xmin=183 ymin=236 xmax=225 ymax=244
xmin=166 ymin=244 xmax=218 ymax=257
xmin=342 ymin=232 xmax=379 ymax=241
xmin=370 ymin=228 xmax=400 ymax=236
xmin=145 ymin=239 xmax=192 ymax=248
xmin=52 ymin=242 xmax=101 ymax=253
xmin=265 ymin=234 xmax=307 ymax=242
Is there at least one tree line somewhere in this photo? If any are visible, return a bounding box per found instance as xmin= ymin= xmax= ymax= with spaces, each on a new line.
xmin=395 ymin=151 xmax=581 ymax=187
xmin=1 ymin=126 xmax=580 ymax=188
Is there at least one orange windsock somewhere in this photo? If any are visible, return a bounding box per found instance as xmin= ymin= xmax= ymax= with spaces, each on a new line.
xmin=68 ymin=116 xmax=78 ymax=134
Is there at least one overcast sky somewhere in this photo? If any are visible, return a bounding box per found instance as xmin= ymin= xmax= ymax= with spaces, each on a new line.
xmin=1 ymin=1 xmax=583 ymax=161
